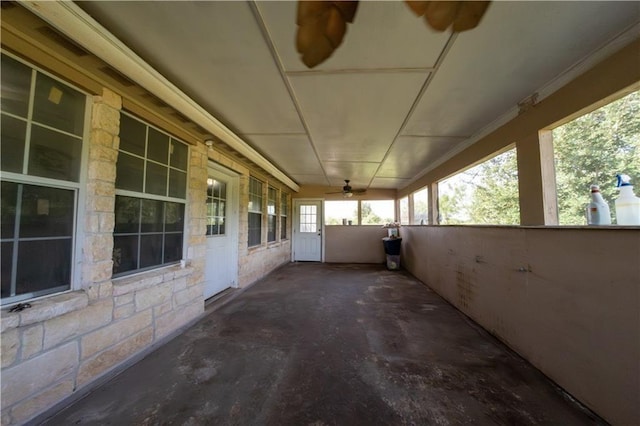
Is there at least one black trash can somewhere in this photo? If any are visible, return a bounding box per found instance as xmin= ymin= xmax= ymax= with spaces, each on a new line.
xmin=382 ymin=237 xmax=402 ymax=270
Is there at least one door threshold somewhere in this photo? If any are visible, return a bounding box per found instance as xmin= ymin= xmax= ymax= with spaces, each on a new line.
xmin=204 ymin=287 xmax=236 ymax=311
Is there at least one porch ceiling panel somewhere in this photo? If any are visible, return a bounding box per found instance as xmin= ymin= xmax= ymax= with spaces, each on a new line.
xmin=370 ymin=177 xmax=411 ymax=190
xmin=402 ymin=1 xmax=640 ymax=137
xmin=77 ymin=1 xmax=305 ymax=135
xmin=244 ymin=134 xmax=324 ymax=176
xmin=256 ymin=1 xmax=449 ymax=71
xmin=323 ymin=162 xmax=380 ymax=188
xmin=288 ymin=72 xmax=428 ymax=163
xmin=289 ymin=174 xmax=331 ymax=186
xmin=70 ymin=0 xmax=640 ymax=191
xmin=378 ymin=136 xmax=465 ymax=179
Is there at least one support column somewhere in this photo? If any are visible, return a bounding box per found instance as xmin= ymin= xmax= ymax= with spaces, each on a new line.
xmin=82 ymin=88 xmax=121 ymax=300
xmin=516 ymin=131 xmax=558 ymax=225
xmin=428 ymin=183 xmax=439 ymax=224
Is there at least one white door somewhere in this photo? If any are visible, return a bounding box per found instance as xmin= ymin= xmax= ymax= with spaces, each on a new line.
xmin=204 ymin=164 xmax=239 ymax=299
xmin=293 ymin=200 xmax=323 ymax=261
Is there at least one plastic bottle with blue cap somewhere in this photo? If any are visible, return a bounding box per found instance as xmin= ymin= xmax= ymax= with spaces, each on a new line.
xmin=614 ymin=174 xmax=640 ymax=225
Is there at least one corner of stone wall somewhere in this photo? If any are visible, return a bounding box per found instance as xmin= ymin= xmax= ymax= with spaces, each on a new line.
xmin=83 ymin=87 xmax=122 ymax=302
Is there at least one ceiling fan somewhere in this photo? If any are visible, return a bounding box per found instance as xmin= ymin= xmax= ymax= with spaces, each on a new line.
xmin=326 ymin=180 xmax=367 ymax=198
xmin=296 ymin=0 xmax=491 ymax=68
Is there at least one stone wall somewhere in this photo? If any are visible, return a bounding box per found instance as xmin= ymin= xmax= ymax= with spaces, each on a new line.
xmin=239 ymin=242 xmax=292 ymax=288
xmin=236 ymin=174 xmax=292 ymax=288
xmin=0 ymin=89 xmax=205 ymax=425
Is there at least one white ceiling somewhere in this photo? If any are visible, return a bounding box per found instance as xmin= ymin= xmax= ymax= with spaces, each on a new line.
xmin=77 ymin=1 xmax=640 ymax=190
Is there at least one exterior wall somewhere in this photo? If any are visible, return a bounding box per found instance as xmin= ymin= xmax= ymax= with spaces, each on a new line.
xmin=399 ymin=225 xmax=640 ymax=425
xmin=0 ymin=9 xmax=296 ymax=423
xmin=239 ymin=242 xmax=292 ymax=287
xmin=0 ymin=89 xmax=206 ymax=425
xmin=236 ymin=174 xmax=292 ymax=288
xmin=324 ymin=226 xmax=388 ymax=263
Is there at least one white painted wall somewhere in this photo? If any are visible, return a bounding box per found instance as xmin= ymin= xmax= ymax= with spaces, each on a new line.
xmin=324 ymin=226 xmax=388 ymax=263
xmin=400 ymin=225 xmax=640 ymax=425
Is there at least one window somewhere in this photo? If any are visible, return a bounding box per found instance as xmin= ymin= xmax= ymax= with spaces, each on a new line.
xmin=399 ymin=197 xmax=409 ymax=225
xmin=113 ymin=113 xmax=188 ymax=275
xmin=280 ymin=192 xmax=288 ymax=240
xmin=206 ymin=178 xmax=226 ymax=236
xmin=324 ymin=200 xmax=357 ymax=225
xmin=1 ymin=53 xmax=87 ymax=304
xmin=413 ymin=187 xmax=429 ymax=224
xmin=248 ymin=177 xmax=263 ymax=247
xmin=267 ymin=186 xmax=277 ymax=243
xmin=438 ymin=148 xmax=519 ymax=225
xmin=299 ymin=204 xmax=318 ymax=232
xmin=553 ymin=90 xmax=639 ymax=225
xmin=324 ymin=200 xmax=396 ymax=225
xmin=361 ymin=200 xmax=395 ymax=225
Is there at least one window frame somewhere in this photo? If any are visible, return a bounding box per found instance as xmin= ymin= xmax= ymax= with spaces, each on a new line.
xmin=205 ymin=177 xmax=227 ymax=237
xmin=112 ymin=111 xmax=189 ymax=277
xmin=247 ymin=176 xmax=263 ymax=248
xmin=267 ymin=186 xmax=277 ymax=243
xmin=0 ymin=51 xmax=91 ymax=305
xmin=324 ymin=199 xmax=397 ymax=226
xmin=412 ymin=187 xmax=430 ymax=225
xmin=324 ymin=200 xmax=359 ymax=225
xmin=280 ymin=191 xmax=289 ymax=240
xmin=436 ymin=146 xmax=520 ymax=226
xmin=360 ymin=199 xmax=395 ymax=225
xmin=551 ymin=90 xmax=640 ymax=226
xmin=398 ymin=197 xmax=409 ymax=225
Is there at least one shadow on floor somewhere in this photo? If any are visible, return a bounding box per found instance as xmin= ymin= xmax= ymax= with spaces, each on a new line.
xmin=42 ymin=263 xmax=601 ymax=425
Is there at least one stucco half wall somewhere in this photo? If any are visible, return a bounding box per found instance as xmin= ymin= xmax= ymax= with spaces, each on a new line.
xmin=324 ymin=226 xmax=388 ymax=264
xmin=399 ymin=225 xmax=640 ymax=425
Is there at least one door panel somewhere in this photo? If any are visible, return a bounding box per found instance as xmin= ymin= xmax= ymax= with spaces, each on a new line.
xmin=204 ymin=166 xmax=239 ymax=298
xmin=294 ymin=200 xmax=322 ymax=261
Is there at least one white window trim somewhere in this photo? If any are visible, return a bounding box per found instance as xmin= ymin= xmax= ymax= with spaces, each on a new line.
xmin=113 ymin=112 xmax=190 ymax=277
xmin=1 ymin=50 xmax=92 ymax=304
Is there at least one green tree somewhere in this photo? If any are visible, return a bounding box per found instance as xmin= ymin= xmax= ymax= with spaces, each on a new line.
xmin=553 ymin=90 xmax=640 ymax=225
xmin=467 ymin=150 xmax=520 ymax=225
xmin=438 ymin=182 xmax=468 ymax=224
xmin=360 ymin=201 xmax=380 ymax=224
xmin=414 ymin=199 xmax=428 ymax=224
xmin=438 ymin=149 xmax=519 ymax=225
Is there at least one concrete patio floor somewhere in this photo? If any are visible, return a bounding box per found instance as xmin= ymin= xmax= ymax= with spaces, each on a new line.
xmin=41 ymin=263 xmax=601 ymax=425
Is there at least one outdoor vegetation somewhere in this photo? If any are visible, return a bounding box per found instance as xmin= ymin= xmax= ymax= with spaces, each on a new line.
xmin=439 ymin=148 xmax=519 ymax=225
xmin=325 ymin=200 xmax=394 ymax=225
xmin=554 ymin=90 xmax=640 ymax=225
xmin=437 ymin=90 xmax=639 ymax=225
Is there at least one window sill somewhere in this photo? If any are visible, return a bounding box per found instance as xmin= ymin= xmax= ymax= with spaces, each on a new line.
xmin=112 ymin=263 xmax=193 ymax=296
xmin=1 ymin=291 xmax=88 ymax=332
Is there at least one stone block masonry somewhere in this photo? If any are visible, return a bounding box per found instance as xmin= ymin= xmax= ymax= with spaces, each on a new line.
xmin=0 ymin=89 xmax=205 ymax=425
xmin=0 ymin=265 xmax=203 ymax=425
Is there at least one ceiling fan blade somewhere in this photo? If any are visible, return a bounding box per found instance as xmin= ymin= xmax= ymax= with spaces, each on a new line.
xmin=296 ymin=1 xmax=359 ymax=68
xmin=404 ymin=0 xmax=491 ymax=33
xmin=333 ymin=1 xmax=358 ymax=22
xmin=351 ymin=189 xmax=367 ymax=194
xmin=452 ymin=1 xmax=491 ymax=32
xmin=424 ymin=1 xmax=461 ymax=32
xmin=325 ymin=191 xmax=346 ymax=194
xmin=405 ymin=1 xmax=429 ymax=16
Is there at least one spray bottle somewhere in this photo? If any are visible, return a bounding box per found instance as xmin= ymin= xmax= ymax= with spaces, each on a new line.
xmin=586 ymin=185 xmax=611 ymax=225
xmin=614 ymin=174 xmax=640 ymax=225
